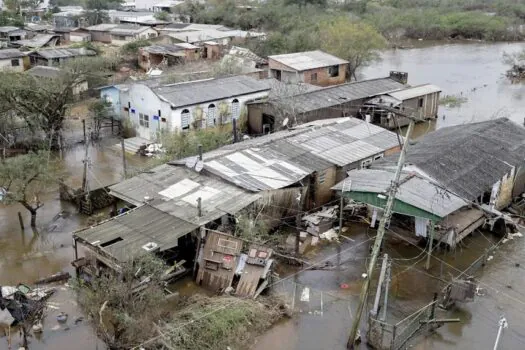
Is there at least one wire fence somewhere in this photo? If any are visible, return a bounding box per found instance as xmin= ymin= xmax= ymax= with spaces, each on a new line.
xmin=367 ymin=299 xmax=437 ymax=350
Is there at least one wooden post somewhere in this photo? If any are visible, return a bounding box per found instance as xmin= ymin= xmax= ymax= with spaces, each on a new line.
xmin=197 ymin=197 xmax=202 ymax=217
xmin=232 ymin=118 xmax=238 ymax=143
xmin=381 ymin=258 xmax=391 ymax=321
xmin=18 ymin=211 xmax=24 ymax=230
xmin=198 ymin=144 xmax=203 ymax=161
xmin=295 ymin=213 xmax=301 ymax=256
xmin=82 ymin=118 xmax=86 ymax=142
xmin=121 ymin=138 xmax=127 ymax=178
xmin=82 ymin=124 xmax=89 ymax=193
xmin=74 ymin=238 xmax=78 ymax=260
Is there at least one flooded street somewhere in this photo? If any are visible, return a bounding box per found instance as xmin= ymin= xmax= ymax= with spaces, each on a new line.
xmin=3 ymin=42 xmax=525 ymax=350
xmin=0 ymin=137 xmax=150 ymax=350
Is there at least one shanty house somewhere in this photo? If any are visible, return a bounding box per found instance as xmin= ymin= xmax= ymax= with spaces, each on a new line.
xmin=0 ymin=49 xmax=27 ymax=72
xmin=28 ymin=47 xmax=96 ymax=66
xmin=119 ymin=75 xmax=271 ymax=140
xmin=73 ymin=164 xmax=261 ymax=272
xmin=247 ymin=75 xmax=407 ymax=134
xmin=11 ymin=34 xmax=60 ymax=49
xmin=85 ymin=24 xmax=118 ymax=43
xmin=364 ymin=84 xmax=442 ymax=128
xmin=109 ymin=25 xmax=158 ymax=45
xmin=138 ymin=43 xmax=199 ymax=71
xmin=26 ymin=65 xmax=88 ymax=96
xmin=336 ymin=118 xmax=525 ymax=246
xmin=0 ymin=26 xmax=27 ymax=42
xmin=172 ymin=117 xmax=401 ymax=207
xmin=268 ymin=50 xmax=349 ymax=87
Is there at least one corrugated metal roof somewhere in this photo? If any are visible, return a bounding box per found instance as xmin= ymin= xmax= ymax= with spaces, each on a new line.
xmin=152 ymin=75 xmax=271 ymax=108
xmin=269 ymin=78 xmax=406 ymax=114
xmin=85 ymin=23 xmax=118 ymax=31
xmin=0 ymin=26 xmax=19 ymax=33
xmin=377 ymin=118 xmax=525 ymax=202
xmin=12 ymin=34 xmax=59 ymax=48
xmin=332 ymin=169 xmax=468 ymax=218
xmin=388 ymin=84 xmax=441 ymax=101
xmin=109 ymin=164 xmax=260 ymax=226
xmin=110 ymin=25 xmax=152 ymax=36
xmin=162 ymin=30 xmax=233 ymax=43
xmin=181 ymin=117 xmax=400 ymax=191
xmin=26 ymin=66 xmax=62 ymax=78
xmin=0 ymin=49 xmax=25 ymax=59
xmin=74 ymin=205 xmax=198 ymax=262
xmin=269 ymin=50 xmax=348 ymax=71
xmin=141 ymin=44 xmax=196 ymax=55
xmin=35 ymin=47 xmax=96 ymax=59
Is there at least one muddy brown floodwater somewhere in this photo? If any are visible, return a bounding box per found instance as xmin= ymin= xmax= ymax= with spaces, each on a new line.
xmin=0 ymin=137 xmax=150 ymax=350
xmin=3 ymin=42 xmax=525 ymax=350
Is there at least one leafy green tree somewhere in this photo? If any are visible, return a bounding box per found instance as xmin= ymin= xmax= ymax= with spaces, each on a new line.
xmin=0 ymin=151 xmax=58 ymax=227
xmin=319 ymin=17 xmax=386 ymax=80
xmin=154 ymin=10 xmax=170 ymax=21
xmin=0 ymin=57 xmax=116 ymax=150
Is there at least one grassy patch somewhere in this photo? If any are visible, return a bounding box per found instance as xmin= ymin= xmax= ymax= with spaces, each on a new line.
xmin=439 ymin=94 xmax=468 ymax=107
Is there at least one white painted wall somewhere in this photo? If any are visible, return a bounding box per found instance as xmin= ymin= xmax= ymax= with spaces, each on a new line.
xmin=0 ymin=57 xmax=24 ymax=72
xmin=122 ymin=83 xmax=270 ymax=140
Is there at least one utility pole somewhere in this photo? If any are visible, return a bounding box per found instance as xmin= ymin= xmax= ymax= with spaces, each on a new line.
xmin=493 ymin=316 xmax=508 ymax=350
xmin=121 ymin=138 xmax=127 ymax=178
xmin=371 ymin=254 xmax=388 ymax=318
xmin=426 ymin=221 xmax=435 ymax=270
xmin=347 ymin=119 xmax=415 ymax=348
xmin=381 ymin=258 xmax=391 ymax=321
xmin=82 ymin=122 xmax=89 ymax=193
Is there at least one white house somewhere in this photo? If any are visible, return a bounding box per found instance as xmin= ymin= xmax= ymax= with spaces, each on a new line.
xmin=120 ymin=76 xmax=271 ymax=140
xmin=0 ymin=49 xmax=26 ymax=72
xmin=109 ymin=25 xmax=158 ymax=46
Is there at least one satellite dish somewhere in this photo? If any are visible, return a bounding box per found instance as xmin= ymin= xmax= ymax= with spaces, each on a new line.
xmin=282 ymin=117 xmax=289 ymax=128
xmin=185 ymin=156 xmax=198 ymax=169
xmin=195 ymin=160 xmax=204 ymax=172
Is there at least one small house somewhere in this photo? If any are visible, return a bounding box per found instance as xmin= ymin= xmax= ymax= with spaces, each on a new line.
xmin=0 ymin=26 xmax=27 ymax=42
xmin=28 ymin=47 xmax=96 ymax=66
xmin=268 ymin=50 xmax=349 ymax=87
xmin=138 ymin=43 xmax=199 ymax=71
xmin=117 ymin=75 xmax=271 ymax=140
xmin=11 ymin=34 xmax=61 ymax=49
xmin=109 ymin=25 xmax=158 ymax=45
xmin=364 ymin=84 xmax=442 ymax=128
xmin=85 ymin=24 xmax=118 ymax=43
xmin=26 ymin=66 xmax=88 ymax=96
xmin=0 ymin=49 xmax=27 ymax=72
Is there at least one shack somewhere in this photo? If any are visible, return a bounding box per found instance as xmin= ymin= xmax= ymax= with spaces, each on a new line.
xmin=28 ymin=47 xmax=96 ymax=67
xmin=246 ymin=74 xmax=407 ymax=134
xmin=364 ymin=84 xmax=441 ymax=128
xmin=268 ymin=50 xmax=349 ymax=87
xmin=138 ymin=43 xmax=199 ymax=71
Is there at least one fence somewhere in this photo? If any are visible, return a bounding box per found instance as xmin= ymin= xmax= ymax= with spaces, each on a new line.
xmin=367 ymin=299 xmax=437 ymax=350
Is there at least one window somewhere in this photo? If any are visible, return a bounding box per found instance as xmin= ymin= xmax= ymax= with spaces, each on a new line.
xmin=311 ymin=72 xmax=317 ymax=82
xmin=373 ymin=153 xmax=384 ymax=161
xmin=328 ymin=65 xmax=339 ymax=77
xmin=318 ymin=171 xmax=326 ymax=184
xmin=418 ymin=98 xmax=424 ymax=108
xmin=181 ymin=109 xmax=190 ymax=130
xmin=361 ymin=158 xmax=373 ymax=168
xmin=272 ymin=69 xmax=281 ymax=81
xmin=207 ymin=104 xmax=216 ymax=127
xmin=11 ymin=59 xmax=19 ymax=67
xmin=52 ymin=58 xmax=60 ymax=65
xmin=139 ymin=113 xmax=149 ymax=128
xmin=231 ymin=99 xmax=240 ymax=120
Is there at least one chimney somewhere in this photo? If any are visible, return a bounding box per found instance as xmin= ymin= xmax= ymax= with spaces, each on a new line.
xmin=389 ymin=71 xmax=408 ymax=84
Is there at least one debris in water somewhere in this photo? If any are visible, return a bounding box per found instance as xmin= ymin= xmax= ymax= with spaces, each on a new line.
xmin=487 ymin=255 xmax=494 ymax=261
xmin=340 ymin=283 xmax=349 ymax=289
xmin=32 ymin=322 xmax=43 ymax=333
xmin=57 ymin=312 xmax=68 ymax=323
xmin=300 ymin=287 xmax=310 ymax=302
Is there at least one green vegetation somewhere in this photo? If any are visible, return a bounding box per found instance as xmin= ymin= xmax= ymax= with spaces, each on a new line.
xmin=160 ymin=125 xmax=233 ymax=160
xmin=160 ymin=295 xmax=285 ymax=350
xmin=120 ymin=39 xmax=152 ymax=55
xmin=0 ymin=151 xmax=59 ymax=227
xmin=439 ymin=94 xmax=468 ymax=107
